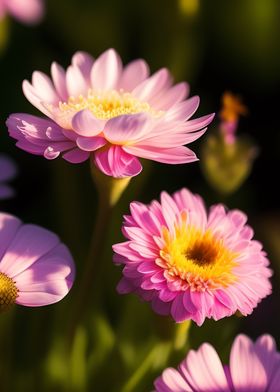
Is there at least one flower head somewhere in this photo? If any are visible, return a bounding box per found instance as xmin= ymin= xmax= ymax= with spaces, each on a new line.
xmin=7 ymin=49 xmax=214 ymax=178
xmin=0 ymin=212 xmax=75 ymax=312
xmin=0 ymin=154 xmax=17 ymax=200
xmin=219 ymin=91 xmax=248 ymax=144
xmin=113 ymin=188 xmax=271 ymax=325
xmin=0 ymin=0 xmax=44 ymax=24
xmin=154 ymin=333 xmax=280 ymax=391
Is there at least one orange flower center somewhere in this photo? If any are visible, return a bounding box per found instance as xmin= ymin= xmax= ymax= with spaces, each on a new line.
xmin=158 ymin=213 xmax=238 ymax=291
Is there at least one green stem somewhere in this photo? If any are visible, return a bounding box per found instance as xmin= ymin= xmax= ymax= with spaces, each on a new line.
xmin=67 ymin=168 xmax=131 ymax=346
xmin=173 ymin=320 xmax=191 ymax=350
xmin=120 ymin=342 xmax=172 ymax=392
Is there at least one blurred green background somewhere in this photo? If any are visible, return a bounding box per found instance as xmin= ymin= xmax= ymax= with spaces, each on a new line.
xmin=1 ymin=0 xmax=280 ymax=391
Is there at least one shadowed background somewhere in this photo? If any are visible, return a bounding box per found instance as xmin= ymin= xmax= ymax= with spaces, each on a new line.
xmin=1 ymin=0 xmax=280 ymax=391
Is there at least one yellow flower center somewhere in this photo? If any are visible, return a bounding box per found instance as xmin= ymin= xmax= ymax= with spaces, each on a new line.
xmin=159 ymin=215 xmax=237 ymax=291
xmin=0 ymin=272 xmax=18 ymax=312
xmin=59 ymin=89 xmax=163 ymax=120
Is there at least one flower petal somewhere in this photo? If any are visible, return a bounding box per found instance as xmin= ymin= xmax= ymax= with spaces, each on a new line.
xmin=91 ymin=48 xmax=122 ymax=91
xmin=93 ymin=145 xmax=142 ymax=178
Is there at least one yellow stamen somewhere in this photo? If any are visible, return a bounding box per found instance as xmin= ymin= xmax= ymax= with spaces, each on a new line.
xmin=0 ymin=272 xmax=18 ymax=312
xmin=59 ymin=89 xmax=163 ymax=120
xmin=159 ymin=221 xmax=237 ymax=291
xmin=220 ymin=92 xmax=248 ymax=123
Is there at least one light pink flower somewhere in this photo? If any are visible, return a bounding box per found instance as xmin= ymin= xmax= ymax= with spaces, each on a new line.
xmin=0 ymin=0 xmax=43 ymax=24
xmin=154 ymin=333 xmax=280 ymax=391
xmin=113 ymin=188 xmax=271 ymax=325
xmin=7 ymin=49 xmax=214 ymax=178
xmin=0 ymin=154 xmax=17 ymax=200
xmin=0 ymin=212 xmax=75 ymax=312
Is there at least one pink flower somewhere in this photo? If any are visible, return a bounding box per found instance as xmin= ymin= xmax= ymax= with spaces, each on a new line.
xmin=7 ymin=49 xmax=214 ymax=178
xmin=154 ymin=333 xmax=280 ymax=391
xmin=0 ymin=0 xmax=44 ymax=24
xmin=0 ymin=212 xmax=75 ymax=312
xmin=0 ymin=154 xmax=17 ymax=200
xmin=113 ymin=188 xmax=271 ymax=325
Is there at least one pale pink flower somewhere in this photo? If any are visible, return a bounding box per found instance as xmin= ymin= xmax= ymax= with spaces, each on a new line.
xmin=154 ymin=334 xmax=280 ymax=391
xmin=0 ymin=0 xmax=44 ymax=24
xmin=7 ymin=49 xmax=214 ymax=178
xmin=113 ymin=188 xmax=271 ymax=325
xmin=0 ymin=212 xmax=75 ymax=312
xmin=0 ymin=154 xmax=17 ymax=200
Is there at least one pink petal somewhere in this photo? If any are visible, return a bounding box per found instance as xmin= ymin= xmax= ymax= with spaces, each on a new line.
xmin=71 ymin=51 xmax=94 ymax=81
xmin=66 ymin=65 xmax=89 ymax=97
xmin=184 ymin=113 xmax=215 ymax=132
xmin=118 ymin=59 xmax=150 ymax=91
xmin=93 ymin=145 xmax=142 ymax=178
xmin=76 ymin=136 xmax=106 ymax=151
xmin=51 ymin=62 xmax=68 ymax=101
xmin=103 ymin=113 xmax=148 ymax=144
xmin=230 ymin=334 xmax=268 ymax=391
xmin=22 ymin=80 xmax=53 ymax=118
xmin=160 ymin=368 xmax=191 ymax=391
xmin=0 ymin=213 xmax=22 ymax=262
xmin=132 ymin=68 xmax=172 ymax=103
xmin=72 ymin=110 xmax=103 ymax=136
xmin=62 ymin=148 xmax=90 ymax=163
xmin=124 ymin=145 xmax=198 ymax=164
xmin=181 ymin=344 xmax=230 ymax=391
xmin=91 ymin=48 xmax=122 ymax=91
xmin=16 ymin=284 xmax=69 ymax=306
xmin=150 ymin=82 xmax=189 ymax=111
xmin=165 ymin=96 xmax=200 ymax=122
xmin=0 ymin=224 xmax=60 ymax=278
xmin=31 ymin=71 xmax=59 ymax=104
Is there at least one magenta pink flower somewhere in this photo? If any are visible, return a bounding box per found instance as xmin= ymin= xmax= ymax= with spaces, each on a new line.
xmin=154 ymin=334 xmax=280 ymax=391
xmin=113 ymin=188 xmax=271 ymax=325
xmin=7 ymin=49 xmax=214 ymax=178
xmin=0 ymin=212 xmax=75 ymax=312
xmin=0 ymin=154 xmax=17 ymax=200
xmin=0 ymin=0 xmax=43 ymax=24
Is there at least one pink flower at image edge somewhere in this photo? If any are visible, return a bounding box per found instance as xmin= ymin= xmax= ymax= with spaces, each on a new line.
xmin=0 ymin=212 xmax=75 ymax=311
xmin=154 ymin=334 xmax=280 ymax=391
xmin=0 ymin=0 xmax=44 ymax=24
xmin=6 ymin=48 xmax=214 ymax=178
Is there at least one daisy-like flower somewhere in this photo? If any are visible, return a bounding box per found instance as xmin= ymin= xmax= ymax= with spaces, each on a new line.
xmin=154 ymin=333 xmax=280 ymax=391
xmin=0 ymin=212 xmax=75 ymax=312
xmin=0 ymin=0 xmax=43 ymax=24
xmin=7 ymin=49 xmax=214 ymax=178
xmin=113 ymin=188 xmax=271 ymax=325
xmin=0 ymin=154 xmax=17 ymax=200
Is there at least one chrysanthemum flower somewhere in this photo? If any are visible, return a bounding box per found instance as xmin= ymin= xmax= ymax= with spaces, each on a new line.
xmin=113 ymin=188 xmax=271 ymax=325
xmin=7 ymin=49 xmax=214 ymax=178
xmin=154 ymin=333 xmax=280 ymax=391
xmin=0 ymin=0 xmax=43 ymax=24
xmin=0 ymin=154 xmax=17 ymax=200
xmin=0 ymin=212 xmax=75 ymax=312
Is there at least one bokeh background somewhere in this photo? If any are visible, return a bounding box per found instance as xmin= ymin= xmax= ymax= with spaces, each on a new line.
xmin=1 ymin=0 xmax=280 ymax=391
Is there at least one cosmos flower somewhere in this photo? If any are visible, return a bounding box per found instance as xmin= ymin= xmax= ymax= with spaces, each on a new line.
xmin=0 ymin=154 xmax=17 ymax=200
xmin=0 ymin=212 xmax=75 ymax=312
xmin=154 ymin=333 xmax=280 ymax=391
xmin=0 ymin=0 xmax=44 ymax=24
xmin=113 ymin=188 xmax=271 ymax=325
xmin=7 ymin=49 xmax=214 ymax=178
